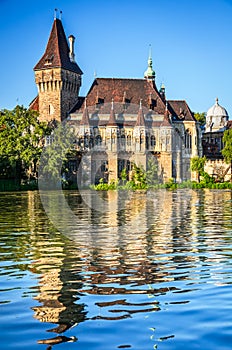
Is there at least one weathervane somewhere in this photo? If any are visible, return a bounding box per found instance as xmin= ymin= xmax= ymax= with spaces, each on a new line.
xmin=54 ymin=8 xmax=63 ymax=20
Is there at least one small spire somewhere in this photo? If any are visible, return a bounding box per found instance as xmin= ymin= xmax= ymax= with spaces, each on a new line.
xmin=59 ymin=10 xmax=62 ymax=20
xmin=123 ymin=91 xmax=126 ymax=103
xmin=135 ymin=102 xmax=146 ymax=127
xmin=54 ymin=8 xmax=58 ymax=19
xmin=162 ymin=103 xmax=171 ymax=126
xmin=108 ymin=98 xmax=117 ymax=126
xmin=80 ymin=99 xmax=90 ymax=125
xmin=149 ymin=44 xmax=152 ymax=60
xmin=215 ymin=97 xmax=219 ymax=105
xmin=95 ymin=89 xmax=99 ymax=104
xmin=94 ymin=70 xmax=97 ymax=79
xmin=144 ymin=45 xmax=155 ymax=80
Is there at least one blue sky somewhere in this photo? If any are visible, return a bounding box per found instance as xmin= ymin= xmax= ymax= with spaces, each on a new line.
xmin=0 ymin=0 xmax=232 ymax=117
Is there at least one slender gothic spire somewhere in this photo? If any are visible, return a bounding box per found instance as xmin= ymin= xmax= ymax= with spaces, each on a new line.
xmin=161 ymin=101 xmax=171 ymax=126
xmin=108 ymin=98 xmax=117 ymax=126
xmin=135 ymin=99 xmax=146 ymax=127
xmin=144 ymin=45 xmax=155 ymax=81
xmin=80 ymin=99 xmax=90 ymax=125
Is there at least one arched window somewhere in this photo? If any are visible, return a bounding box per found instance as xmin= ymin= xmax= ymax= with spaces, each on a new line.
xmin=185 ymin=129 xmax=192 ymax=149
xmin=127 ymin=133 xmax=132 ymax=146
xmin=95 ymin=135 xmax=102 ymax=146
xmin=150 ymin=135 xmax=156 ymax=147
xmin=111 ymin=131 xmax=116 ymax=144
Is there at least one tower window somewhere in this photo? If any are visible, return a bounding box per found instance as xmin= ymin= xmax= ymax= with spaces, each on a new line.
xmin=44 ymin=54 xmax=54 ymax=65
xmin=48 ymin=104 xmax=54 ymax=115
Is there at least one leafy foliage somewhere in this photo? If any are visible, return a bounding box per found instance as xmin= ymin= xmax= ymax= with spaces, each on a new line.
xmin=38 ymin=122 xmax=76 ymax=187
xmin=222 ymin=129 xmax=232 ymax=164
xmin=146 ymin=158 xmax=158 ymax=185
xmin=131 ymin=163 xmax=147 ymax=189
xmin=194 ymin=112 xmax=206 ymax=126
xmin=0 ymin=105 xmax=50 ymax=180
xmin=191 ymin=156 xmax=207 ymax=182
xmin=222 ymin=129 xmax=232 ymax=182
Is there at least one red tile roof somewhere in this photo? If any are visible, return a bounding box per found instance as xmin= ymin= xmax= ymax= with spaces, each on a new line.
xmin=73 ymin=78 xmax=167 ymax=114
xmin=167 ymin=100 xmax=195 ymax=122
xmin=34 ymin=19 xmax=82 ymax=75
xmin=72 ymin=78 xmax=195 ymax=123
xmin=29 ymin=95 xmax=39 ymax=111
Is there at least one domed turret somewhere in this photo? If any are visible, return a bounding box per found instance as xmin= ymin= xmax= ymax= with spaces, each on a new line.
xmin=205 ymin=98 xmax=229 ymax=132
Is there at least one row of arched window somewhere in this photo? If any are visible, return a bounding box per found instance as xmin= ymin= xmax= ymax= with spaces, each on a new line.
xmin=76 ymin=133 xmax=157 ymax=150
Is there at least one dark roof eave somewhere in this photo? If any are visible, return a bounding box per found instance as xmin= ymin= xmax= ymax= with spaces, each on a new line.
xmin=34 ymin=65 xmax=83 ymax=75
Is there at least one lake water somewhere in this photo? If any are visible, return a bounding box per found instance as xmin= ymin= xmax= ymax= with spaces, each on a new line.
xmin=0 ymin=189 xmax=232 ymax=350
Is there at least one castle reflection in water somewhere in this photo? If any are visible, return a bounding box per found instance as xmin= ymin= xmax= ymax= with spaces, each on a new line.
xmin=21 ymin=189 xmax=232 ymax=345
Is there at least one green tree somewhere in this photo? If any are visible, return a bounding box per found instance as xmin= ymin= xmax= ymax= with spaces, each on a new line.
xmin=120 ymin=167 xmax=127 ymax=186
xmin=38 ymin=122 xmax=76 ymax=188
xmin=131 ymin=163 xmax=147 ymax=189
xmin=146 ymin=158 xmax=158 ymax=186
xmin=0 ymin=105 xmax=50 ymax=181
xmin=191 ymin=156 xmax=206 ymax=182
xmin=194 ymin=112 xmax=206 ymax=126
xmin=222 ymin=129 xmax=232 ymax=181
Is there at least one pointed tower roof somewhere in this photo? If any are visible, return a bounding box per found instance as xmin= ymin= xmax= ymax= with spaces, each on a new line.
xmin=80 ymin=99 xmax=90 ymax=125
xmin=108 ymin=99 xmax=117 ymax=126
xmin=144 ymin=45 xmax=155 ymax=81
xmin=34 ymin=18 xmax=83 ymax=74
xmin=135 ymin=99 xmax=146 ymax=127
xmin=161 ymin=102 xmax=171 ymax=127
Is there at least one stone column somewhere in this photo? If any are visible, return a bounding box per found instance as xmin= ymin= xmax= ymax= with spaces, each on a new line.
xmin=176 ymin=151 xmax=182 ymax=183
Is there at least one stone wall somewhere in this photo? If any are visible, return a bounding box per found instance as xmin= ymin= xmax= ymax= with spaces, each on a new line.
xmin=35 ymin=68 xmax=81 ymax=122
xmin=205 ymin=159 xmax=231 ymax=182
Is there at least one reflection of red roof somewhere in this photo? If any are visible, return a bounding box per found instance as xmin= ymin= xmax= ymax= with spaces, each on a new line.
xmin=34 ymin=19 xmax=82 ymax=75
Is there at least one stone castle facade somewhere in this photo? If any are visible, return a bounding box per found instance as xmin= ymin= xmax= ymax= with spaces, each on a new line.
xmin=30 ymin=17 xmax=203 ymax=185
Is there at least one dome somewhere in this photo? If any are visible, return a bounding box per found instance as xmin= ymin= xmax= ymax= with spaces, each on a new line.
xmin=206 ymin=98 xmax=228 ymax=118
xmin=205 ymin=98 xmax=229 ymax=132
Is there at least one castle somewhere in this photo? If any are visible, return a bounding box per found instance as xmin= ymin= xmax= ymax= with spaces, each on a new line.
xmin=30 ymin=16 xmax=203 ymax=185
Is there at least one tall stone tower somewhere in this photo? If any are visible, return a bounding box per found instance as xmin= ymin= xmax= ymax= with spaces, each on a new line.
xmin=34 ymin=17 xmax=83 ymax=122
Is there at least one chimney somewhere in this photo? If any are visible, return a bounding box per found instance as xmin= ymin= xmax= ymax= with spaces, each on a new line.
xmin=68 ymin=35 xmax=75 ymax=62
